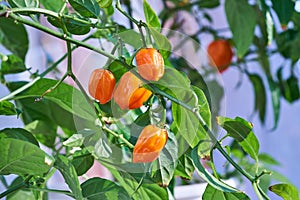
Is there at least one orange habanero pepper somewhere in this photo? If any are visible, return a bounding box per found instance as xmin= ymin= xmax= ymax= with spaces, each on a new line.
xmin=135 ymin=48 xmax=164 ymax=81
xmin=207 ymin=39 xmax=233 ymax=73
xmin=133 ymin=125 xmax=168 ymax=163
xmin=113 ymin=71 xmax=152 ymax=110
xmin=88 ymin=69 xmax=116 ymax=104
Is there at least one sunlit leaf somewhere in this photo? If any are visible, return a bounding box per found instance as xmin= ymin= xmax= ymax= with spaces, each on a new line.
xmin=149 ymin=27 xmax=172 ymax=58
xmin=0 ymin=100 xmax=16 ymax=116
xmin=108 ymin=167 xmax=169 ymax=200
xmin=217 ymin=116 xmax=259 ymax=162
xmin=269 ymin=183 xmax=299 ymax=200
xmin=9 ymin=78 xmax=96 ymax=121
xmin=202 ymin=184 xmax=250 ymax=200
xmin=97 ymin=0 xmax=112 ymax=8
xmin=0 ymin=138 xmax=53 ymax=176
xmin=143 ymin=0 xmax=161 ymax=29
xmin=152 ymin=132 xmax=178 ymax=187
xmin=63 ymin=129 xmax=95 ymax=147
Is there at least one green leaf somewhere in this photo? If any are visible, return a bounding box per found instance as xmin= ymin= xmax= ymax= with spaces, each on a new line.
xmin=171 ymin=90 xmax=202 ymax=148
xmin=192 ymin=86 xmax=211 ymax=129
xmin=97 ymin=0 xmax=112 ymax=8
xmin=48 ymin=15 xmax=91 ymax=35
xmin=248 ymin=74 xmax=267 ymax=124
xmin=9 ymin=78 xmax=96 ymax=121
xmin=109 ymin=168 xmax=169 ymax=200
xmin=277 ymin=69 xmax=300 ymax=103
xmin=0 ymin=138 xmax=53 ymax=176
xmin=72 ymin=149 xmax=94 ymax=176
xmin=1 ymin=54 xmax=26 ymax=74
xmin=191 ymin=145 xmax=238 ymax=193
xmin=152 ymin=131 xmax=178 ymax=187
xmin=156 ymin=68 xmax=210 ymax=155
xmin=25 ymin=120 xmax=57 ymax=148
xmin=7 ymin=177 xmax=35 ymax=200
xmin=290 ymin=37 xmax=300 ymax=63
xmin=197 ymin=0 xmax=220 ymax=8
xmin=149 ymin=97 xmax=166 ymax=126
xmin=149 ymin=27 xmax=172 ymax=58
xmin=269 ymin=183 xmax=299 ymax=200
xmin=284 ymin=75 xmax=300 ymax=103
xmin=174 ymin=149 xmax=195 ymax=179
xmin=83 ymin=129 xmax=113 ymax=159
xmin=7 ymin=0 xmax=39 ymax=8
xmin=68 ymin=0 xmax=100 ymax=18
xmin=0 ymin=18 xmax=29 ymax=60
xmin=0 ymin=128 xmax=39 ymax=146
xmin=54 ymin=155 xmax=83 ymax=200
xmin=108 ymin=60 xmax=128 ymax=81
xmin=81 ymin=177 xmax=130 ymax=199
xmin=40 ymin=0 xmax=65 ymax=12
xmin=11 ymin=96 xmax=92 ymax=138
xmin=217 ymin=116 xmax=259 ymax=161
xmin=271 ymin=0 xmax=295 ymax=26
xmin=202 ymin=184 xmax=250 ymax=200
xmin=225 ymin=0 xmax=256 ymax=58
xmin=118 ymin=29 xmax=143 ymax=49
xmin=64 ymin=17 xmax=91 ymax=35
xmin=268 ymin=78 xmax=281 ymax=130
xmin=275 ymin=30 xmax=297 ymax=59
xmin=0 ymin=100 xmax=16 ymax=115
xmin=63 ymin=129 xmax=95 ymax=147
xmin=258 ymin=153 xmax=280 ymax=166
xmin=130 ymin=111 xmax=151 ymax=143
xmin=143 ymin=0 xmax=161 ymax=29
xmin=103 ymin=4 xmax=114 ymax=16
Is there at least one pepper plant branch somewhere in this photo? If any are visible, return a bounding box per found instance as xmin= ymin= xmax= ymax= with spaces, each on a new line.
xmin=5 ymin=12 xmax=118 ymax=61
xmin=116 ymin=0 xmax=139 ymax=25
xmin=27 ymin=187 xmax=75 ymax=197
xmin=4 ymin=7 xmax=117 ymax=30
xmin=0 ymin=36 xmax=91 ymax=102
xmin=116 ymin=1 xmax=148 ymax=47
xmin=0 ymin=175 xmax=32 ymax=199
xmin=102 ymin=126 xmax=135 ymax=149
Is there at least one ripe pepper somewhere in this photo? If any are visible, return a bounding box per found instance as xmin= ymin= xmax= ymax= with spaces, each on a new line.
xmin=135 ymin=48 xmax=164 ymax=81
xmin=88 ymin=69 xmax=116 ymax=104
xmin=113 ymin=71 xmax=152 ymax=109
xmin=133 ymin=125 xmax=168 ymax=163
xmin=207 ymin=39 xmax=233 ymax=73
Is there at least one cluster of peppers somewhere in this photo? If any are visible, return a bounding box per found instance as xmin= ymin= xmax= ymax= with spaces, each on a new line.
xmin=88 ymin=48 xmax=167 ymax=163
